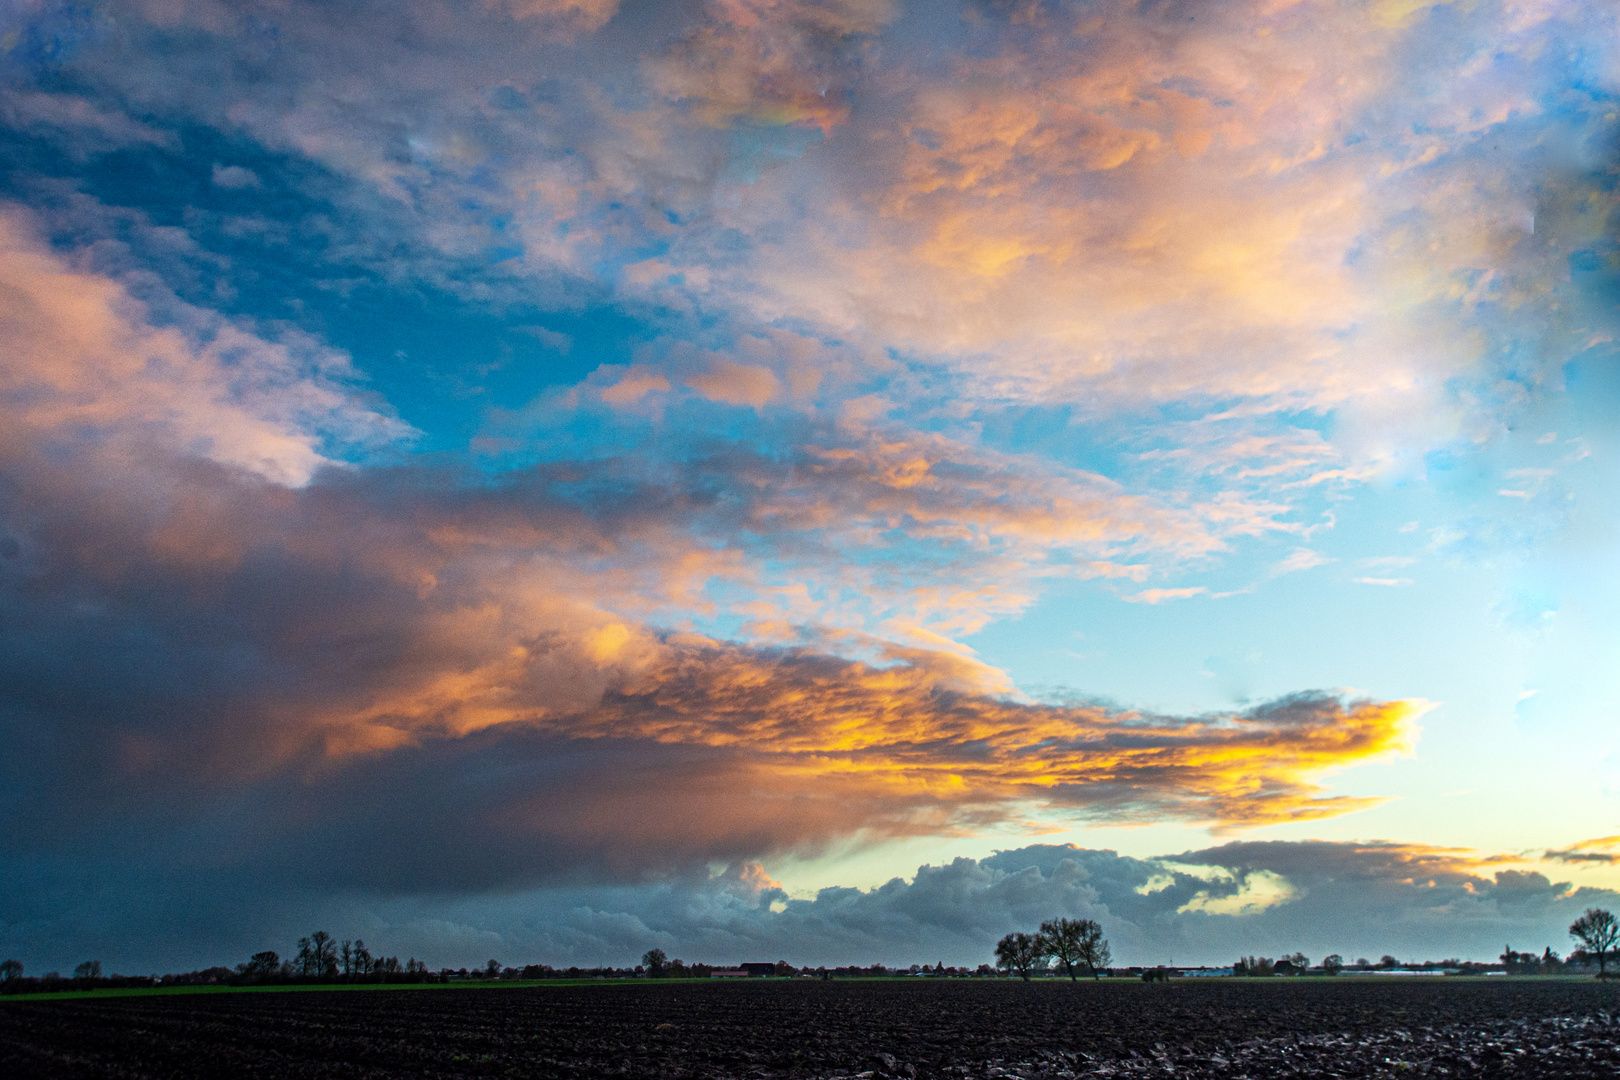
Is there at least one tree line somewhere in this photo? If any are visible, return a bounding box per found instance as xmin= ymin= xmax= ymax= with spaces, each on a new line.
xmin=1229 ymin=909 xmax=1619 ymax=979
xmin=3 ymin=908 xmax=1613 ymax=993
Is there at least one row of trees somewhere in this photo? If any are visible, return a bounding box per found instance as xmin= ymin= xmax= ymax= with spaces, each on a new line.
xmin=5 ymin=909 xmax=1612 ymax=989
xmin=994 ymin=919 xmax=1112 ymax=981
xmin=1230 ymin=909 xmax=1620 ymax=979
xmin=235 ymin=931 xmax=430 ymax=982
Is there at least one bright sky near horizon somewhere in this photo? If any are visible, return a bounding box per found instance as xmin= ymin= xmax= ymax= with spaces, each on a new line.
xmin=1 ymin=0 xmax=1617 ymax=973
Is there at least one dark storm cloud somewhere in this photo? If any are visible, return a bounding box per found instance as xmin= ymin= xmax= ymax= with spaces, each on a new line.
xmin=12 ymin=840 xmax=1614 ymax=976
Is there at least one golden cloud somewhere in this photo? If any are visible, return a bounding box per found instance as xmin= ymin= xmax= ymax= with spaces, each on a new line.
xmin=330 ymin=628 xmax=1426 ymax=833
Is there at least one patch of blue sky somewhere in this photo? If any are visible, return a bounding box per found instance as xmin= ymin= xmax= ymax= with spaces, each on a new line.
xmin=967 ymin=404 xmax=1136 ymax=480
xmin=718 ymin=124 xmax=824 ymax=187
xmin=0 ymin=3 xmax=105 ymax=75
xmin=0 ymin=111 xmax=683 ymax=458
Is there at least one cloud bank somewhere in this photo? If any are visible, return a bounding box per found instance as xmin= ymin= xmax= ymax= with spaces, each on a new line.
xmin=12 ymin=841 xmax=1615 ymax=975
xmin=0 ymin=0 xmax=1615 ymax=972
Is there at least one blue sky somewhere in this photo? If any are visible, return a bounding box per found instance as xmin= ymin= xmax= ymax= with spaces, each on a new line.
xmin=0 ymin=0 xmax=1617 ymax=974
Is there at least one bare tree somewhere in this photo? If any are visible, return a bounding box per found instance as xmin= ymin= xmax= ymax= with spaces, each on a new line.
xmin=1074 ymin=921 xmax=1112 ymax=980
xmin=0 ymin=959 xmax=22 ymax=981
xmin=1570 ymin=908 xmax=1620 ymax=977
xmin=1040 ymin=918 xmax=1110 ymax=981
xmin=74 ymin=960 xmax=102 ymax=980
xmin=309 ymin=931 xmax=338 ymax=978
xmin=353 ymin=939 xmax=372 ymax=975
xmin=995 ymin=932 xmax=1046 ymax=981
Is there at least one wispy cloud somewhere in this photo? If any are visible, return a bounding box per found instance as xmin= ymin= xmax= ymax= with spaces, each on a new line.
xmin=1122 ymin=586 xmax=1207 ymax=604
xmin=1545 ymin=836 xmax=1620 ymax=865
xmin=1272 ymin=548 xmax=1335 ymax=576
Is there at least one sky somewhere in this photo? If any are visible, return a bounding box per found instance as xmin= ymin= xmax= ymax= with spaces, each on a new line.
xmin=0 ymin=0 xmax=1617 ymax=975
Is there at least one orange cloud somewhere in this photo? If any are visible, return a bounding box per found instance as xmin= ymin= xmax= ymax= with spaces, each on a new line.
xmin=601 ymin=368 xmax=672 ymax=405
xmin=686 ymin=362 xmax=781 ymax=406
xmin=647 ymin=0 xmax=895 ymax=133
xmin=0 ymin=207 xmax=407 ymax=486
xmin=490 ymin=0 xmax=619 ymax=30
xmin=329 ymin=627 xmax=1425 ymax=833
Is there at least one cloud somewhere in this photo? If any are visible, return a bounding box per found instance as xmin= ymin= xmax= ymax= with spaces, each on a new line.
xmin=1 ymin=0 xmax=1614 ymax=983
xmin=209 ymin=162 xmax=260 ymax=189
xmin=1123 ymin=586 xmax=1207 ymax=604
xmin=686 ymin=361 xmax=781 ymax=406
xmin=0 ymin=88 xmax=177 ymax=154
xmin=0 ymin=206 xmax=409 ymax=485
xmin=12 ymin=0 xmax=1607 ymax=505
xmin=487 ymin=0 xmax=621 ymax=34
xmin=600 ymin=367 xmax=671 ymax=405
xmin=1545 ymin=836 xmax=1620 ymax=865
xmin=12 ymin=839 xmax=1614 ymax=974
xmin=1272 ymin=548 xmax=1334 ymax=576
xmin=1354 ymin=577 xmax=1414 ymax=587
xmin=0 ymin=264 xmax=1428 ymax=950
xmin=646 ymin=0 xmax=897 ymax=133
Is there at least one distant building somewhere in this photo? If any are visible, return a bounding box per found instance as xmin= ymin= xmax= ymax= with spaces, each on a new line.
xmin=713 ymin=963 xmax=778 ymax=978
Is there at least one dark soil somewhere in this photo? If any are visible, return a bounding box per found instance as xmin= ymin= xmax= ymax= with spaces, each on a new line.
xmin=2 ymin=978 xmax=1617 ymax=1078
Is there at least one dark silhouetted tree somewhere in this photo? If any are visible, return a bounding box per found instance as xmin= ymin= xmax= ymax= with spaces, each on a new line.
xmin=353 ymin=939 xmax=372 ymax=975
xmin=1039 ymin=918 xmax=1084 ymax=982
xmin=74 ymin=960 xmax=102 ymax=980
xmin=0 ymin=960 xmax=22 ymax=981
xmin=642 ymin=948 xmax=667 ymax=977
xmin=1073 ymin=922 xmax=1111 ymax=980
xmin=1321 ymin=954 xmax=1343 ymax=974
xmin=238 ymin=951 xmax=280 ymax=980
xmin=1501 ymin=946 xmax=1537 ymax=974
xmin=1040 ymin=918 xmax=1110 ymax=980
xmin=995 ymin=932 xmax=1045 ymax=981
xmin=303 ymin=931 xmax=338 ymax=977
xmin=1236 ymin=956 xmax=1274 ymax=976
xmin=1570 ymin=908 xmax=1619 ymax=977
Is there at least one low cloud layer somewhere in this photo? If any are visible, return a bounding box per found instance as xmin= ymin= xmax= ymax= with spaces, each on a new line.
xmin=11 ymin=841 xmax=1614 ymax=976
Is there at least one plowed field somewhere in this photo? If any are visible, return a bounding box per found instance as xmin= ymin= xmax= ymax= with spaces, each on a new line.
xmin=3 ymin=978 xmax=1617 ymax=1078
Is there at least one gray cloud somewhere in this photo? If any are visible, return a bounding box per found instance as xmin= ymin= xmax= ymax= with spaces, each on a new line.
xmin=9 ymin=841 xmax=1614 ymax=977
